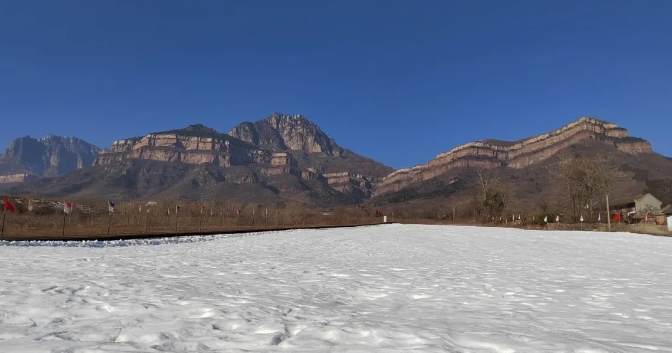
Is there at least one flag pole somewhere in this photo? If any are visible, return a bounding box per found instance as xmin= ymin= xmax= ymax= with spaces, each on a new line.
xmin=175 ymin=204 xmax=178 ymax=233
xmin=1 ymin=210 xmax=6 ymax=238
xmin=606 ymin=192 xmax=611 ymax=232
xmin=62 ymin=210 xmax=67 ymax=236
xmin=107 ymin=212 xmax=112 ymax=235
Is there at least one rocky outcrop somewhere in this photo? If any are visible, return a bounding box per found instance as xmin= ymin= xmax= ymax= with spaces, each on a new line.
xmin=375 ymin=117 xmax=653 ymax=195
xmin=229 ymin=113 xmax=343 ymax=156
xmin=0 ymin=173 xmax=40 ymax=184
xmin=0 ymin=135 xmax=101 ymax=183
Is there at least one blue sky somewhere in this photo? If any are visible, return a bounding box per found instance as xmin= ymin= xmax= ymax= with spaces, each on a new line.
xmin=1 ymin=0 xmax=670 ymax=169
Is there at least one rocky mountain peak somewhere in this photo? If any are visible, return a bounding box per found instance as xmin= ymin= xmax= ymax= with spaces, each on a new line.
xmin=178 ymin=124 xmax=219 ymax=134
xmin=229 ymin=113 xmax=342 ymax=156
xmin=0 ymin=135 xmax=101 ymax=178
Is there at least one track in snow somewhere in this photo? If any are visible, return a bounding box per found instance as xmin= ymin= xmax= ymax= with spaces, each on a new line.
xmin=1 ymin=224 xmax=671 ymax=352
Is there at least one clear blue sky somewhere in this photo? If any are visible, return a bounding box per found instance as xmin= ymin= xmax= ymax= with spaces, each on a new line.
xmin=1 ymin=0 xmax=671 ymax=169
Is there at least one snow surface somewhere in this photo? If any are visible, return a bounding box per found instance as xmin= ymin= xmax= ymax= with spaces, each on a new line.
xmin=1 ymin=224 xmax=671 ymax=352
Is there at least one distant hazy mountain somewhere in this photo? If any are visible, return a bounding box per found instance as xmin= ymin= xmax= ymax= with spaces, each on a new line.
xmin=0 ymin=135 xmax=101 ymax=184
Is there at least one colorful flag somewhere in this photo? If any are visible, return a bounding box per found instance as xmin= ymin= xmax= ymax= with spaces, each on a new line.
xmin=613 ymin=213 xmax=621 ymax=222
xmin=63 ymin=201 xmax=73 ymax=214
xmin=3 ymin=197 xmax=16 ymax=213
xmin=555 ymin=215 xmax=560 ymax=222
xmin=543 ymin=215 xmax=548 ymax=223
xmin=580 ymin=215 xmax=584 ymax=222
xmin=108 ymin=200 xmax=115 ymax=213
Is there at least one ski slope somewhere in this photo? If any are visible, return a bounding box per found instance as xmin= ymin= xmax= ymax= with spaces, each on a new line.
xmin=1 ymin=224 xmax=671 ymax=352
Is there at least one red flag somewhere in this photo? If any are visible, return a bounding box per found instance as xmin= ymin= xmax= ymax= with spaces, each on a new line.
xmin=237 ymin=209 xmax=242 ymax=215
xmin=63 ymin=201 xmax=73 ymax=214
xmin=613 ymin=213 xmax=621 ymax=222
xmin=3 ymin=197 xmax=15 ymax=213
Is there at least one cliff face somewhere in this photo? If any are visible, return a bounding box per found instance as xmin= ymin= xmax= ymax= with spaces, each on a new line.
xmin=374 ymin=117 xmax=653 ymax=195
xmin=229 ymin=113 xmax=343 ymax=156
xmin=0 ymin=135 xmax=101 ymax=183
xmin=87 ymin=115 xmax=390 ymax=202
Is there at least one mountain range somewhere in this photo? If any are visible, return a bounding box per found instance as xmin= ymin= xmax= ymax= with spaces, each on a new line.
xmin=2 ymin=113 xmax=671 ymax=209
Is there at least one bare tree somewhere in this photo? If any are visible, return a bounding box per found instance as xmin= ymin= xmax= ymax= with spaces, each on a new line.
xmin=474 ymin=167 xmax=511 ymax=222
xmin=556 ymin=153 xmax=628 ymax=223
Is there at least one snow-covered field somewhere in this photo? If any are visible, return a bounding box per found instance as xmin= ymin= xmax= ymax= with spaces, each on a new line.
xmin=1 ymin=225 xmax=671 ymax=352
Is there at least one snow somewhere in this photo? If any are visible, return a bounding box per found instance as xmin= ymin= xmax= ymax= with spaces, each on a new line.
xmin=1 ymin=224 xmax=672 ymax=352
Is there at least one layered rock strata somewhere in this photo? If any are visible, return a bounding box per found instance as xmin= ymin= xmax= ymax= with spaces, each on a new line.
xmin=375 ymin=117 xmax=653 ymax=195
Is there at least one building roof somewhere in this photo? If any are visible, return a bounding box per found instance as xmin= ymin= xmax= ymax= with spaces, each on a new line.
xmin=610 ymin=195 xmax=642 ymax=208
xmin=610 ymin=193 xmax=661 ymax=208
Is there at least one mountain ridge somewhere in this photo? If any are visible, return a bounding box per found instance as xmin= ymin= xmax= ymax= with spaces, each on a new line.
xmin=374 ymin=116 xmax=653 ymax=195
xmin=4 ymin=114 xmax=671 ymax=210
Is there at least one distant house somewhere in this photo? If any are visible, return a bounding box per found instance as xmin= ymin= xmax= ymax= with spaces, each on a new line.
xmin=661 ymin=204 xmax=671 ymax=213
xmin=655 ymin=205 xmax=672 ymax=225
xmin=609 ymin=193 xmax=662 ymax=216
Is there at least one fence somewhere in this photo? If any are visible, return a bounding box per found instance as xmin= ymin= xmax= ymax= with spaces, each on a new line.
xmin=0 ymin=207 xmax=384 ymax=240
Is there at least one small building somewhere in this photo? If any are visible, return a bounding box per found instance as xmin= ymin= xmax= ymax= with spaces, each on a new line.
xmin=655 ymin=205 xmax=671 ymax=225
xmin=662 ymin=204 xmax=671 ymax=214
xmin=609 ymin=193 xmax=662 ymax=216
